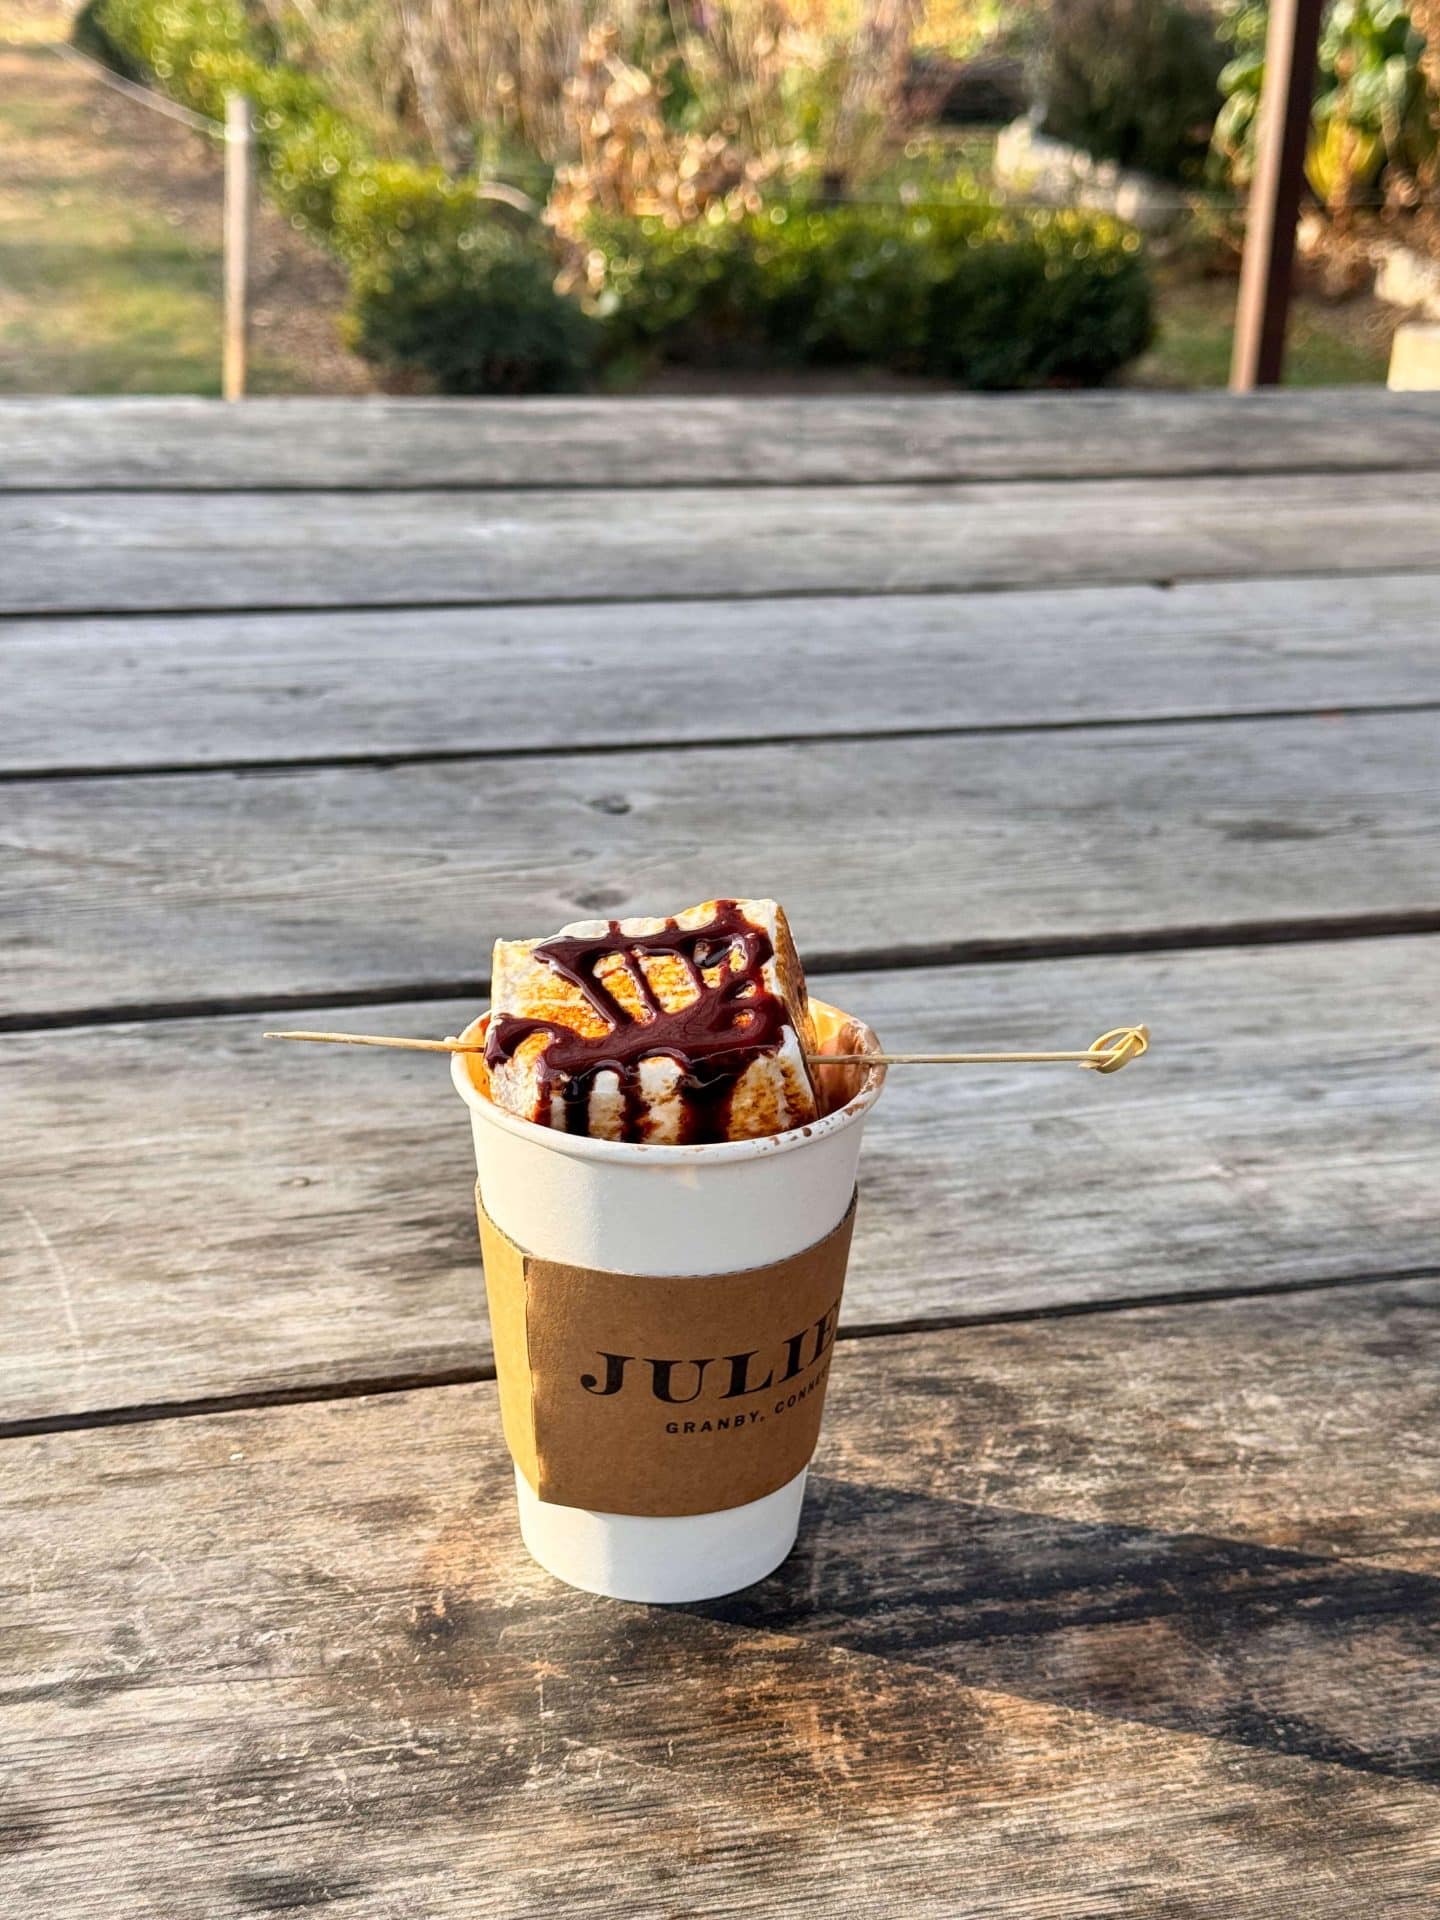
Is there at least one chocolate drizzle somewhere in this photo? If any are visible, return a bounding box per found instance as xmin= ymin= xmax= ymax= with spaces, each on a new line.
xmin=485 ymin=900 xmax=793 ymax=1143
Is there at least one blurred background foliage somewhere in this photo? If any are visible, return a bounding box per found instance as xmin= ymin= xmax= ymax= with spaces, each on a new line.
xmin=1212 ymin=0 xmax=1437 ymax=208
xmin=1041 ymin=0 xmax=1223 ymax=178
xmin=59 ymin=0 xmax=1440 ymax=390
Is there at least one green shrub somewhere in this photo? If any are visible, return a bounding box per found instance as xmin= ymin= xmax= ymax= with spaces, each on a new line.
xmin=92 ymin=0 xmax=263 ymax=117
xmin=333 ymin=164 xmax=594 ymax=392
xmin=346 ymin=228 xmax=594 ymax=394
xmin=586 ymin=217 xmax=767 ymax=360
xmin=1041 ymin=0 xmax=1224 ymax=181
xmin=587 ymin=202 xmax=1154 ymax=389
xmin=260 ymin=104 xmax=371 ymax=239
xmin=72 ymin=0 xmax=146 ymax=81
xmin=758 ymin=210 xmax=930 ymax=364
xmin=330 ymin=161 xmax=484 ymax=263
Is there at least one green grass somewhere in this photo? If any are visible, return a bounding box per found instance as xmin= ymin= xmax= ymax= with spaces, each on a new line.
xmin=0 ymin=160 xmax=307 ymax=395
xmin=0 ymin=213 xmax=233 ymax=395
xmin=0 ymin=46 xmax=336 ymax=394
xmin=1133 ymin=270 xmax=1395 ymax=388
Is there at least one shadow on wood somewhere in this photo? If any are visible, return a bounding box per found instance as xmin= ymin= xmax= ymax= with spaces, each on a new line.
xmin=698 ymin=1480 xmax=1440 ymax=1783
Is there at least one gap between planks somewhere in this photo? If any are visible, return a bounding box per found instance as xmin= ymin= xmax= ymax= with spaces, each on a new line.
xmin=7 ymin=557 xmax=1440 ymax=625
xmin=7 ymin=458 xmax=1439 ymax=497
xmin=2 ymin=1260 xmax=1434 ymax=1444
xmin=5 ymin=697 xmax=1440 ymax=787
xmin=5 ymin=910 xmax=1439 ymax=1036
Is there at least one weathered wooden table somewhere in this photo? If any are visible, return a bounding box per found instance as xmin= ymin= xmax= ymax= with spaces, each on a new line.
xmin=4 ymin=392 xmax=1439 ymax=1917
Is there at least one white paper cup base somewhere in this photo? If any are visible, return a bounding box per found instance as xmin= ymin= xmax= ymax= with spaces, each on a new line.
xmin=454 ymin=995 xmax=883 ymax=1605
xmin=514 ymin=1466 xmax=808 ymax=1604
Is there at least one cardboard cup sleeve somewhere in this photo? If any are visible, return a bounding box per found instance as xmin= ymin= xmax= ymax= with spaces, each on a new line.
xmin=477 ymin=1187 xmax=858 ymax=1518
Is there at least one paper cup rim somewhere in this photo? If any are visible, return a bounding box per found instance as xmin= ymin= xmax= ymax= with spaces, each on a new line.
xmin=451 ymin=996 xmax=884 ymax=1166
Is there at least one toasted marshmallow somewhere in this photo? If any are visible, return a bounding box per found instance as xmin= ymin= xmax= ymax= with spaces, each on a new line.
xmin=485 ymin=898 xmax=820 ymax=1144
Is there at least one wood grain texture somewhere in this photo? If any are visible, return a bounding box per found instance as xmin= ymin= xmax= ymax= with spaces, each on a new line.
xmin=3 ymin=939 xmax=1435 ymax=1424
xmin=5 ymin=471 xmax=1440 ymax=613
xmin=4 ymin=390 xmax=1440 ymax=488
xmin=4 ymin=1282 xmax=1438 ymax=1918
xmin=5 ymin=572 xmax=1440 ymax=775
xmin=5 ymin=709 xmax=1439 ymax=1021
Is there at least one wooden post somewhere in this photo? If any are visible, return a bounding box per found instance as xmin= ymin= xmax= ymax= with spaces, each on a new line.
xmin=1229 ymin=0 xmax=1325 ymax=390
xmin=222 ymin=93 xmax=255 ymax=403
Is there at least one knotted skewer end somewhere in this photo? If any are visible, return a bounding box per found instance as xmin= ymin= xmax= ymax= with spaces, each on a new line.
xmin=1084 ymin=1025 xmax=1150 ymax=1073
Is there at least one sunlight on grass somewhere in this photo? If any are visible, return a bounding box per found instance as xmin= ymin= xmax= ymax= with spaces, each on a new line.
xmin=0 ymin=49 xmax=318 ymax=394
xmin=0 ymin=0 xmax=75 ymax=43
xmin=1131 ymin=268 xmax=1394 ymax=389
xmin=0 ymin=185 xmax=228 ymax=393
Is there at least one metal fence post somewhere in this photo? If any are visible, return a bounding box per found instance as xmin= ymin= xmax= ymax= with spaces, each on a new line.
xmin=1229 ymin=0 xmax=1326 ymax=390
xmin=223 ymin=93 xmax=255 ymax=402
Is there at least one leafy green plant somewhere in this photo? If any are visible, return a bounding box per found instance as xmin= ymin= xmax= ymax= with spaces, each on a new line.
xmin=346 ymin=227 xmax=594 ymax=392
xmin=1040 ymin=0 xmax=1225 ymax=181
xmin=586 ymin=198 xmax=1154 ymax=387
xmin=1209 ymin=3 xmax=1268 ymax=184
xmin=1211 ymin=0 xmax=1438 ymax=205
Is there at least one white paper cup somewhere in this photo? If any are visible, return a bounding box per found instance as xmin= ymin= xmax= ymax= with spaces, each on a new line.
xmin=452 ymin=998 xmax=884 ymax=1603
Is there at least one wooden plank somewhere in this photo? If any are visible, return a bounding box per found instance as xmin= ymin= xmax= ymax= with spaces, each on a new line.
xmin=2 ymin=939 xmax=1434 ymax=1424
xmin=4 ymin=1283 xmax=1438 ymax=1916
xmin=4 ymin=471 xmax=1440 ymax=614
xmin=3 ymin=391 xmax=1440 ymax=489
xmin=4 ymin=710 xmax=1438 ymax=1021
xmin=5 ymin=572 xmax=1440 ymax=776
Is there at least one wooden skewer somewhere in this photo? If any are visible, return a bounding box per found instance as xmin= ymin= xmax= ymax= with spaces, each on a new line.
xmin=817 ymin=1025 xmax=1149 ymax=1074
xmin=266 ymin=1031 xmax=477 ymax=1054
xmin=265 ymin=1025 xmax=1150 ymax=1073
